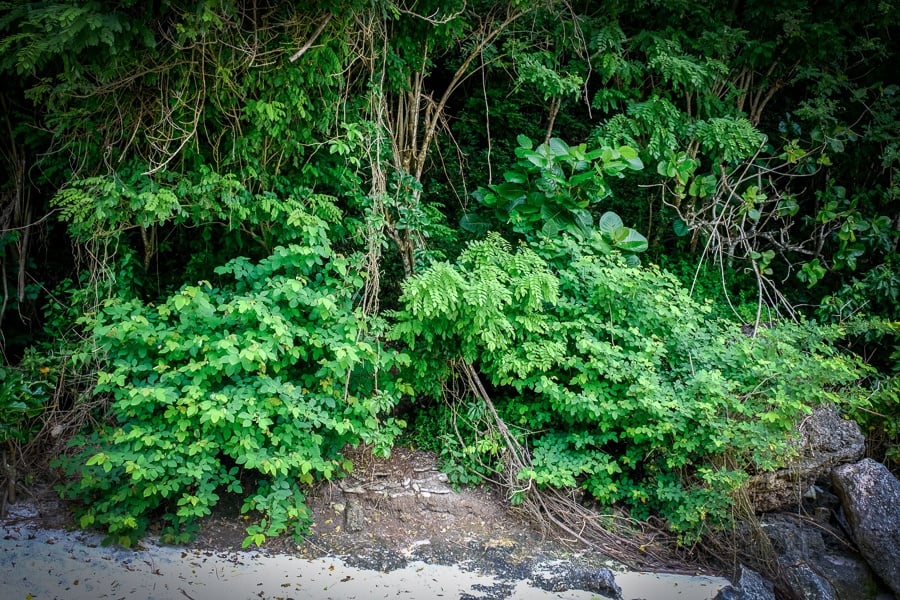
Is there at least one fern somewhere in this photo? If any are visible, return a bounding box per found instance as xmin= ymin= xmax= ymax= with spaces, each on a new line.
xmin=625 ymin=96 xmax=687 ymax=158
xmin=691 ymin=117 xmax=765 ymax=163
xmin=395 ymin=238 xmax=871 ymax=543
xmin=590 ymin=24 xmax=627 ymax=54
xmin=514 ymin=51 xmax=583 ymax=101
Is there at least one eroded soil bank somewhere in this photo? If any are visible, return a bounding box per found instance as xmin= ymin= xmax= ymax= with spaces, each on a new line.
xmin=1 ymin=448 xmax=730 ymax=600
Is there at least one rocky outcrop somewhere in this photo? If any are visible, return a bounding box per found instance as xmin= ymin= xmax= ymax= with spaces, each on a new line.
xmin=715 ymin=565 xmax=776 ymax=600
xmin=832 ymin=458 xmax=900 ymax=596
xmin=723 ymin=511 xmax=887 ymax=600
xmin=748 ymin=405 xmax=865 ymax=512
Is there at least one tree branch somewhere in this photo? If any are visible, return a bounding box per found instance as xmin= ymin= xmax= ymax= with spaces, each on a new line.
xmin=289 ymin=13 xmax=332 ymax=62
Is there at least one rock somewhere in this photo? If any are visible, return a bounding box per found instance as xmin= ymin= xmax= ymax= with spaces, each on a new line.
xmin=335 ymin=447 xmax=466 ymax=534
xmin=715 ymin=565 xmax=776 ymax=600
xmin=530 ymin=560 xmax=622 ymax=599
xmin=832 ymin=458 xmax=900 ymax=596
xmin=823 ymin=553 xmax=888 ymax=600
xmin=762 ymin=513 xmax=837 ymax=600
xmin=748 ymin=405 xmax=865 ymax=512
xmin=761 ymin=513 xmax=882 ymax=600
xmin=784 ymin=562 xmax=838 ymax=600
xmin=345 ymin=497 xmax=366 ymax=532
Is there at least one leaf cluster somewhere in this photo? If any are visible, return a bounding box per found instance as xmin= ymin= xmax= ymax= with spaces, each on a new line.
xmin=464 ymin=135 xmax=647 ymax=256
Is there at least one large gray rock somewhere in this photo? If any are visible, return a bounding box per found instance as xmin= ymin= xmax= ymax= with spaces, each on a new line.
xmin=762 ymin=513 xmax=883 ymax=600
xmin=715 ymin=565 xmax=775 ymax=600
xmin=748 ymin=405 xmax=865 ymax=512
xmin=832 ymin=458 xmax=900 ymax=596
xmin=762 ymin=515 xmax=836 ymax=600
xmin=785 ymin=562 xmax=838 ymax=600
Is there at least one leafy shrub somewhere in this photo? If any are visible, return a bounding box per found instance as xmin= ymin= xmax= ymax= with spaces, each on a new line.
xmin=57 ymin=212 xmax=412 ymax=547
xmin=0 ymin=350 xmax=53 ymax=510
xmin=657 ymin=254 xmax=759 ymax=322
xmin=829 ymin=316 xmax=900 ymax=470
xmin=817 ymin=266 xmax=900 ymax=470
xmin=392 ymin=233 xmax=870 ymax=541
xmin=0 ymin=353 xmax=49 ymax=448
xmin=851 ymin=371 xmax=900 ymax=469
xmin=463 ymin=135 xmax=647 ymax=259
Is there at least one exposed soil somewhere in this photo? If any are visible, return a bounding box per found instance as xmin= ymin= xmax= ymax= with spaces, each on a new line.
xmin=10 ymin=447 xmax=591 ymax=573
xmin=2 ymin=447 xmax=731 ymax=600
xmin=192 ymin=446 xmax=584 ymax=577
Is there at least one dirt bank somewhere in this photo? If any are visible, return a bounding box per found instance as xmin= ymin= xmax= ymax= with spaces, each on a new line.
xmin=1 ymin=448 xmax=730 ymax=599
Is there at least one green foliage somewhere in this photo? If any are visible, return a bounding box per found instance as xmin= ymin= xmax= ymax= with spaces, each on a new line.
xmin=0 ymin=2 xmax=152 ymax=75
xmin=657 ymin=255 xmax=759 ymax=322
xmin=465 ymin=135 xmax=646 ymax=256
xmin=512 ymin=49 xmax=583 ymax=101
xmin=391 ymin=233 xmax=558 ymax=393
xmin=838 ymin=317 xmax=900 ymax=469
xmin=54 ymin=164 xmax=345 ymax=249
xmin=1 ymin=0 xmax=897 ymax=554
xmin=392 ymin=235 xmax=870 ymax=542
xmin=819 ymin=263 xmax=900 ymax=322
xmin=851 ymin=371 xmax=900 ymax=468
xmin=692 ymin=118 xmax=765 ymax=164
xmin=0 ymin=351 xmax=50 ymax=446
xmin=56 ymin=212 xmax=412 ymax=547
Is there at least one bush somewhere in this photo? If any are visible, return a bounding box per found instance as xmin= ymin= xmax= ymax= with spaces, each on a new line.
xmin=56 ymin=212 xmax=412 ymax=547
xmin=391 ymin=233 xmax=870 ymax=541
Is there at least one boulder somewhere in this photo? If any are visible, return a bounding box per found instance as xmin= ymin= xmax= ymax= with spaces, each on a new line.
xmin=784 ymin=562 xmax=838 ymax=600
xmin=715 ymin=565 xmax=776 ymax=600
xmin=832 ymin=458 xmax=900 ymax=596
xmin=761 ymin=513 xmax=883 ymax=600
xmin=748 ymin=405 xmax=865 ymax=512
xmin=344 ymin=496 xmax=366 ymax=532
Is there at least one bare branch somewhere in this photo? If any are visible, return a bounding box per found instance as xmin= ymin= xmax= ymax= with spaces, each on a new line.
xmin=289 ymin=13 xmax=332 ymax=62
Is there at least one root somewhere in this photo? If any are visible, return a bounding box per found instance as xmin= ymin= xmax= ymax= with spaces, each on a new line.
xmin=447 ymin=360 xmax=703 ymax=572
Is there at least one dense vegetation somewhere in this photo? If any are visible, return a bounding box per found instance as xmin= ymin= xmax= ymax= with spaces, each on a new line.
xmin=0 ymin=0 xmax=896 ymax=556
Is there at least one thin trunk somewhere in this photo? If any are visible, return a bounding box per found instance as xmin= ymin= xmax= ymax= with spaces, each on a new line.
xmin=543 ymin=97 xmax=561 ymax=145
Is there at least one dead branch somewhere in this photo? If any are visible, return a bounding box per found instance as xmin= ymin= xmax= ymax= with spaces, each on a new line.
xmin=289 ymin=13 xmax=332 ymax=62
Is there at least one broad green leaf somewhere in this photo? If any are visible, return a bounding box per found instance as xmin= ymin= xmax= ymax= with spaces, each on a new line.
xmin=568 ymin=171 xmax=596 ymax=186
xmin=776 ymin=198 xmax=799 ymax=217
xmin=598 ymin=211 xmax=624 ymax=233
xmin=617 ymin=145 xmax=644 ymax=170
xmin=673 ymin=218 xmax=691 ymax=237
xmin=490 ymin=182 xmax=525 ymax=202
xmin=547 ymin=137 xmax=570 ymax=157
xmin=503 ymin=170 xmax=528 ymax=184
xmin=657 ymin=160 xmax=676 ymax=178
xmin=619 ymin=229 xmax=648 ymax=252
xmin=459 ymin=212 xmax=492 ymax=233
xmin=571 ymin=208 xmax=593 ymax=232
